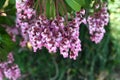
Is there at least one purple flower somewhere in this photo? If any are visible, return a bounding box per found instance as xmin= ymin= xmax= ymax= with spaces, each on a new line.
xmin=87 ymin=3 xmax=109 ymax=44
xmin=0 ymin=52 xmax=21 ymax=80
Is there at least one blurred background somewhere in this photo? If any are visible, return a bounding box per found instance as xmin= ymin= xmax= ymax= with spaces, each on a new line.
xmin=0 ymin=0 xmax=120 ymax=80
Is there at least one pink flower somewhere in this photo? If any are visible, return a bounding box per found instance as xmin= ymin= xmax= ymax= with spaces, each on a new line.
xmin=87 ymin=3 xmax=109 ymax=44
xmin=15 ymin=0 xmax=109 ymax=60
xmin=4 ymin=65 xmax=21 ymax=80
xmin=0 ymin=52 xmax=21 ymax=80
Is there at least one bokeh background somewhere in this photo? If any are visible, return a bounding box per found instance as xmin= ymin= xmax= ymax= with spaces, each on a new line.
xmin=0 ymin=0 xmax=120 ymax=80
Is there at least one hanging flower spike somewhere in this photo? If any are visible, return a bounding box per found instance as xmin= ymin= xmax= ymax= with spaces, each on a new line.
xmin=87 ymin=3 xmax=109 ymax=44
xmin=16 ymin=0 xmax=36 ymax=47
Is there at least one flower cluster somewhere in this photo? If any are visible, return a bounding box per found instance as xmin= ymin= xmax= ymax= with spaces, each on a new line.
xmin=15 ymin=0 xmax=87 ymax=60
xmin=15 ymin=0 xmax=109 ymax=59
xmin=28 ymin=10 xmax=85 ymax=60
xmin=0 ymin=52 xmax=21 ymax=80
xmin=87 ymin=3 xmax=109 ymax=44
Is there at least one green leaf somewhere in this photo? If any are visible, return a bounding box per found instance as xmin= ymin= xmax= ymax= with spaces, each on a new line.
xmin=46 ymin=0 xmax=55 ymax=18
xmin=65 ymin=0 xmax=81 ymax=11
xmin=75 ymin=0 xmax=85 ymax=6
xmin=46 ymin=0 xmax=51 ymax=18
xmin=50 ymin=0 xmax=55 ymax=18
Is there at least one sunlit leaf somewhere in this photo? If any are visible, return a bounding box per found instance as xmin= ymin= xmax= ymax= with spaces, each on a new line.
xmin=75 ymin=0 xmax=85 ymax=6
xmin=65 ymin=0 xmax=81 ymax=11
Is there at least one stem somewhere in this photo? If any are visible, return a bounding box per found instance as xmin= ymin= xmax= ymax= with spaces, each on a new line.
xmin=43 ymin=0 xmax=46 ymax=16
xmin=55 ymin=0 xmax=59 ymax=17
xmin=60 ymin=0 xmax=68 ymax=22
xmin=35 ymin=0 xmax=39 ymax=15
xmin=39 ymin=0 xmax=43 ymax=15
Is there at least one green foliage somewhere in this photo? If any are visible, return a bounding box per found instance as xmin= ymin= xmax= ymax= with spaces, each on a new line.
xmin=46 ymin=0 xmax=52 ymax=18
xmin=38 ymin=0 xmax=86 ymax=18
xmin=0 ymin=0 xmax=16 ymax=61
xmin=108 ymin=0 xmax=120 ymax=67
xmin=0 ymin=32 xmax=16 ymax=61
xmin=46 ymin=0 xmax=56 ymax=18
xmin=0 ymin=0 xmax=6 ymax=9
xmin=0 ymin=0 xmax=16 ymax=26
